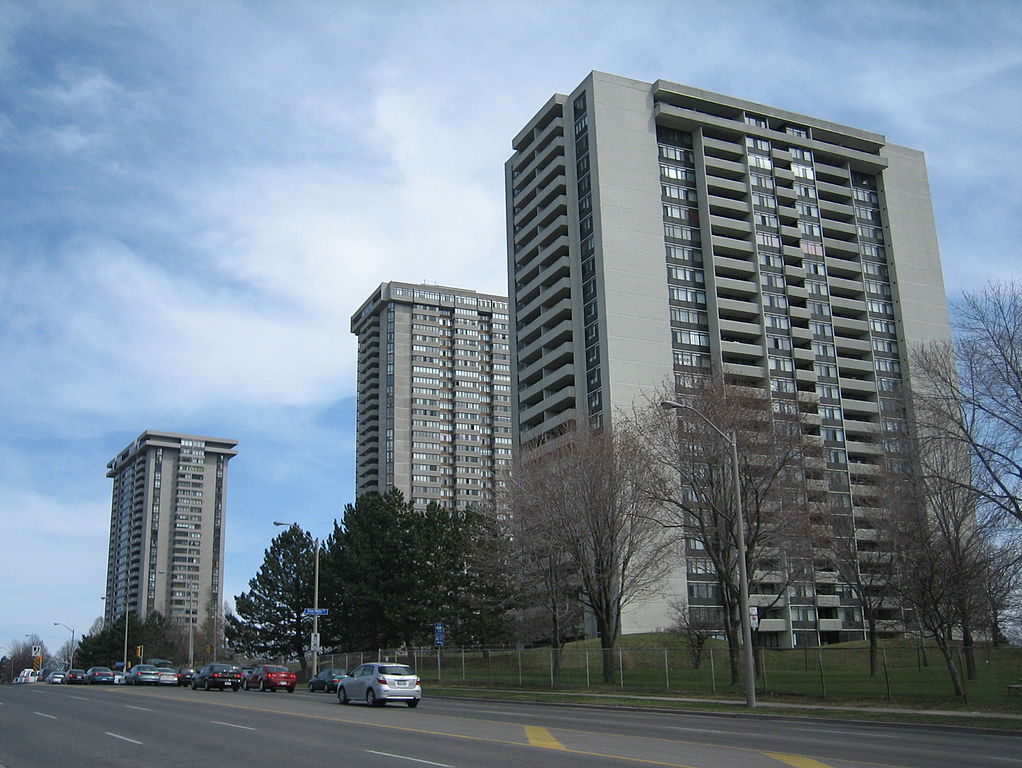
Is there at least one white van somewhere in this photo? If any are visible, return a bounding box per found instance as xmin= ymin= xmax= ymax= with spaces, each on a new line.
xmin=15 ymin=668 xmax=40 ymax=683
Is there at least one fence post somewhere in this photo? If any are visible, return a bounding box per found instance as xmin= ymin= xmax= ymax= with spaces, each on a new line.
xmin=818 ymin=647 xmax=826 ymax=699
xmin=585 ymin=648 xmax=590 ymax=688
xmin=518 ymin=649 xmax=523 ymax=687
xmin=550 ymin=647 xmax=554 ymax=688
xmin=461 ymin=648 xmax=465 ymax=681
xmin=709 ymin=647 xmax=716 ymax=694
xmin=760 ymin=647 xmax=767 ymax=691
xmin=664 ymin=648 xmax=670 ymax=691
xmin=619 ymin=648 xmax=624 ymax=688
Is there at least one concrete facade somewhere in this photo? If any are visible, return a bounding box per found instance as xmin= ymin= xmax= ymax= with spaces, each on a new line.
xmin=351 ymin=282 xmax=512 ymax=509
xmin=506 ymin=72 xmax=950 ymax=644
xmin=104 ymin=430 xmax=237 ymax=633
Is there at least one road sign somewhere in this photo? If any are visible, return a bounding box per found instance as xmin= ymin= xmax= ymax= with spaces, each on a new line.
xmin=31 ymin=645 xmax=40 ymax=656
xmin=303 ymin=608 xmax=328 ymax=616
xmin=310 ymin=633 xmax=321 ymax=652
xmin=749 ymin=606 xmax=760 ymax=630
xmin=434 ymin=622 xmax=446 ymax=647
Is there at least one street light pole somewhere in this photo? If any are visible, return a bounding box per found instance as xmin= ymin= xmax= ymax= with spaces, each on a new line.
xmin=53 ymin=623 xmax=75 ymax=670
xmin=661 ymin=398 xmax=757 ymax=707
xmin=274 ymin=521 xmax=321 ymax=678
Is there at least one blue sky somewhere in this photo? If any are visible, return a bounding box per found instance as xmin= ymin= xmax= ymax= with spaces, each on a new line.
xmin=1 ymin=0 xmax=1019 ymax=657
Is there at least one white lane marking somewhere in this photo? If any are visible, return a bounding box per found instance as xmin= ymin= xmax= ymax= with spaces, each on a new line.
xmin=70 ymin=696 xmax=89 ymax=701
xmin=659 ymin=725 xmax=744 ymax=736
xmin=126 ymin=705 xmax=154 ymax=712
xmin=106 ymin=732 xmax=144 ymax=745
xmin=467 ymin=709 xmax=542 ymax=717
xmin=34 ymin=712 xmax=57 ymax=720
xmin=366 ymin=750 xmax=453 ymax=767
xmin=211 ymin=720 xmax=258 ymax=731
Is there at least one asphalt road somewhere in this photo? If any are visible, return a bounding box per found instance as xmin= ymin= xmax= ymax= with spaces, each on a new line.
xmin=1 ymin=682 xmax=1019 ymax=768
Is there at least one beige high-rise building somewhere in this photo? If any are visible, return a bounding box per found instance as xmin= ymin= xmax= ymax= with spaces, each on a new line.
xmin=351 ymin=282 xmax=512 ymax=509
xmin=104 ymin=430 xmax=237 ymax=634
xmin=506 ymin=72 xmax=951 ymax=645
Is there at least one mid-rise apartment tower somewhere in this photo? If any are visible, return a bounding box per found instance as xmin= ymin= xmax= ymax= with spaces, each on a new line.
xmin=104 ymin=430 xmax=237 ymax=633
xmin=506 ymin=72 xmax=951 ymax=645
xmin=351 ymin=282 xmax=513 ymax=508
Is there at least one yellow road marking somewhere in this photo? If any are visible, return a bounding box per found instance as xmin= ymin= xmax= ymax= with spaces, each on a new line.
xmin=766 ymin=753 xmax=836 ymax=768
xmin=524 ymin=725 xmax=566 ymax=750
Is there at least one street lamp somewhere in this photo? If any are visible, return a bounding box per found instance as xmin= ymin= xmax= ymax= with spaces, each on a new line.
xmin=661 ymin=398 xmax=757 ymax=707
xmin=274 ymin=521 xmax=321 ymax=678
xmin=53 ymin=623 xmax=75 ymax=670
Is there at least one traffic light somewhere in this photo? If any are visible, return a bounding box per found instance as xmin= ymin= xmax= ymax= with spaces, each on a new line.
xmin=135 ymin=645 xmax=144 ymax=659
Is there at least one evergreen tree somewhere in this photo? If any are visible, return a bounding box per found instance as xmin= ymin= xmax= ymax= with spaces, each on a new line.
xmin=232 ymin=524 xmax=315 ymax=676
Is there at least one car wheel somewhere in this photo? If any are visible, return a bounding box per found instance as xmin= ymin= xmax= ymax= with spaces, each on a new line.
xmin=309 ymin=683 xmax=315 ymax=693
xmin=366 ymin=689 xmax=383 ymax=707
xmin=406 ymin=699 xmax=419 ymax=708
xmin=287 ymin=687 xmax=294 ymax=693
xmin=339 ymin=686 xmax=350 ymax=705
xmin=232 ymin=684 xmax=240 ymax=692
xmin=204 ymin=678 xmax=210 ymax=691
xmin=243 ymin=679 xmax=249 ymax=690
xmin=259 ymin=679 xmax=265 ymax=692
xmin=191 ymin=679 xmax=197 ymax=690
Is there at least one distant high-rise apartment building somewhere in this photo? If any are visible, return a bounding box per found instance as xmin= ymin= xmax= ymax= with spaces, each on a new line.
xmin=105 ymin=430 xmax=237 ymax=632
xmin=351 ymin=282 xmax=513 ymax=509
xmin=506 ymin=72 xmax=951 ymax=645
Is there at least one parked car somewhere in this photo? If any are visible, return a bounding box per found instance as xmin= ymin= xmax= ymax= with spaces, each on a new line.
xmin=308 ymin=667 xmax=347 ymax=693
xmin=191 ymin=663 xmax=243 ymax=691
xmin=125 ymin=664 xmax=161 ymax=685
xmin=244 ymin=664 xmax=296 ymax=692
xmin=337 ymin=663 xmax=421 ymax=708
xmin=45 ymin=671 xmax=66 ymax=684
xmin=174 ymin=666 xmax=195 ymax=686
xmin=65 ymin=668 xmax=88 ymax=684
xmin=157 ymin=668 xmax=178 ymax=685
xmin=86 ymin=666 xmax=115 ymax=684
xmin=15 ymin=669 xmax=41 ymax=684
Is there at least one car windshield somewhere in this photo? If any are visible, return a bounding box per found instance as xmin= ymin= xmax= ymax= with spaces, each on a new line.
xmin=265 ymin=666 xmax=289 ymax=672
xmin=378 ymin=665 xmax=413 ymax=675
xmin=93 ymin=668 xmax=112 ymax=673
xmin=135 ymin=665 xmax=155 ymax=671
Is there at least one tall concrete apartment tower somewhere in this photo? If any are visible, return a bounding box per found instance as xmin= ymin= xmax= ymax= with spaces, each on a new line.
xmin=506 ymin=72 xmax=951 ymax=646
xmin=105 ymin=430 xmax=237 ymax=634
xmin=351 ymin=282 xmax=513 ymax=509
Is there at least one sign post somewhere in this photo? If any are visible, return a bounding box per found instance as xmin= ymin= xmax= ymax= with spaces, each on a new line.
xmin=434 ymin=623 xmax=445 ymax=685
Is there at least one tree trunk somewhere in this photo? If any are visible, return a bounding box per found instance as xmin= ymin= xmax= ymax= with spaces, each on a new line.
xmin=600 ymin=635 xmax=615 ymax=684
xmin=962 ymin=625 xmax=977 ymax=681
xmin=868 ymin=618 xmax=879 ymax=677
xmin=934 ymin=635 xmax=966 ymax=697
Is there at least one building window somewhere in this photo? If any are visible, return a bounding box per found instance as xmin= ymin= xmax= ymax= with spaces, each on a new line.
xmin=792 ymin=164 xmax=815 ymax=179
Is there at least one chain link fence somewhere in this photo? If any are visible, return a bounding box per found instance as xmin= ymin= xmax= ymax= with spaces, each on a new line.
xmin=316 ymin=644 xmax=1022 ymax=706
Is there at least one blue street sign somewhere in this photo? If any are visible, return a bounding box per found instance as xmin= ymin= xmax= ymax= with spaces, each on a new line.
xmin=303 ymin=608 xmax=329 ymax=616
xmin=434 ymin=622 xmax=446 ymax=647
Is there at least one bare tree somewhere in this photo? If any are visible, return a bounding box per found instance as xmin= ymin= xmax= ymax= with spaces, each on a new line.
xmin=505 ymin=468 xmax=583 ymax=675
xmin=669 ymin=601 xmax=720 ymax=669
xmin=512 ymin=424 xmax=675 ymax=683
xmin=911 ymin=283 xmax=1022 ymax=527
xmin=631 ymin=379 xmax=819 ymax=687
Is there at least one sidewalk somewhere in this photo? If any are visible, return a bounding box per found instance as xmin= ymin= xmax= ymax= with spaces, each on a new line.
xmin=435 ymin=687 xmax=1022 ymax=723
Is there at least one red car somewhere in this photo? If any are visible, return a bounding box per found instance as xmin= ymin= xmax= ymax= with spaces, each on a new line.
xmin=244 ymin=664 xmax=296 ymax=692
